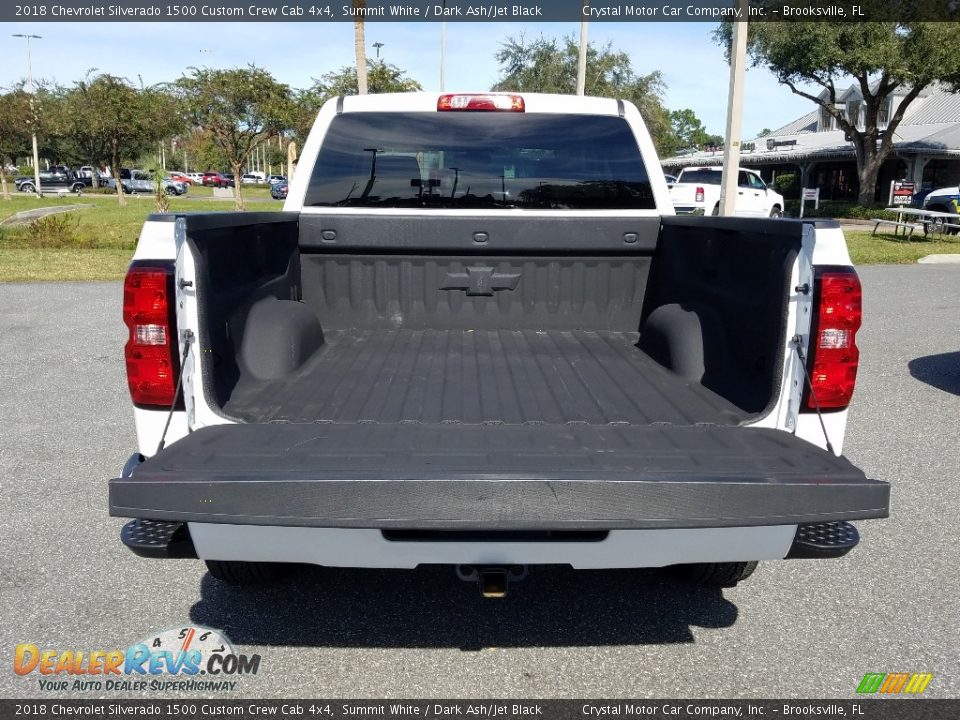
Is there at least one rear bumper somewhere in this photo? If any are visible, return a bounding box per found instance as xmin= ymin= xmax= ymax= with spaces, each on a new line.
xmin=119 ymin=520 xmax=863 ymax=567
xmin=110 ymin=424 xmax=889 ymax=531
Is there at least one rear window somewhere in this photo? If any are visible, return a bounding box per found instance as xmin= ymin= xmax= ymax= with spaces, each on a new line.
xmin=304 ymin=112 xmax=654 ymax=210
xmin=677 ymin=168 xmax=722 ymax=185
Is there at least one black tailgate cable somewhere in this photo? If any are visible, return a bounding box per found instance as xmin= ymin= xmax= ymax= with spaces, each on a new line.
xmin=792 ymin=334 xmax=835 ymax=455
xmin=156 ymin=330 xmax=194 ymax=455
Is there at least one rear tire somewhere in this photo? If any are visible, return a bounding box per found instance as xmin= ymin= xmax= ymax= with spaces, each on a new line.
xmin=674 ymin=561 xmax=758 ymax=587
xmin=205 ymin=560 xmax=293 ymax=585
xmin=769 ymin=206 xmax=783 ymax=218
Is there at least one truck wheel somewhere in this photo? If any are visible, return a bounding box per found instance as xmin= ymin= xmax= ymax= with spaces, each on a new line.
xmin=205 ymin=560 xmax=293 ymax=585
xmin=769 ymin=206 xmax=782 ymax=218
xmin=673 ymin=561 xmax=758 ymax=587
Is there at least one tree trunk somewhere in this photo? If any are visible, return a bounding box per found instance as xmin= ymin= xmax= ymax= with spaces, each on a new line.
xmin=354 ymin=1 xmax=368 ymax=95
xmin=855 ymin=142 xmax=884 ymax=206
xmin=113 ymin=145 xmax=127 ymax=207
xmin=233 ymin=161 xmax=244 ymax=211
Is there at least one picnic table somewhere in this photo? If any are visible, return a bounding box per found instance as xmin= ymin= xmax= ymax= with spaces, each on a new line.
xmin=874 ymin=207 xmax=960 ymax=239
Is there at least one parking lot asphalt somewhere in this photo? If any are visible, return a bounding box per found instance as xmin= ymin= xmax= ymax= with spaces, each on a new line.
xmin=1 ymin=265 xmax=958 ymax=699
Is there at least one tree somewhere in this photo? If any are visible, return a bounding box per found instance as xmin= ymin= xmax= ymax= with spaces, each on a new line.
xmin=353 ymin=0 xmax=368 ymax=95
xmin=491 ymin=35 xmax=672 ymax=151
xmin=75 ymin=74 xmax=180 ymax=205
xmin=716 ymin=22 xmax=960 ymax=205
xmin=177 ymin=66 xmax=292 ymax=210
xmin=293 ymin=60 xmax=422 ymax=142
xmin=668 ymin=109 xmax=711 ymax=153
xmin=0 ymin=89 xmax=33 ymax=200
xmin=62 ymin=72 xmax=115 ymax=188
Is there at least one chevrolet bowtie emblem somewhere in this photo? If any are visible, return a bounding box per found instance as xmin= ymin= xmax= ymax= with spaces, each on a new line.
xmin=441 ymin=266 xmax=521 ymax=296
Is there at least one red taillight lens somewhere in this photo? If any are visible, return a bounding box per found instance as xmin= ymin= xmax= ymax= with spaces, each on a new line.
xmin=803 ymin=267 xmax=862 ymax=411
xmin=123 ymin=265 xmax=178 ymax=408
xmin=437 ymin=94 xmax=525 ymax=112
xmin=695 ymin=186 xmax=705 ymax=202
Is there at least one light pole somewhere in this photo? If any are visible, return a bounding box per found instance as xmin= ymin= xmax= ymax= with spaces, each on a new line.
xmin=439 ymin=1 xmax=446 ymax=92
xmin=577 ymin=1 xmax=589 ymax=96
xmin=718 ymin=0 xmax=748 ymax=217
xmin=372 ymin=41 xmax=384 ymax=59
xmin=12 ymin=33 xmax=43 ymax=198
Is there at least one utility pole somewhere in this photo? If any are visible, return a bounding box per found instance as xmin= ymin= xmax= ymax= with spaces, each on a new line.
xmin=718 ymin=0 xmax=748 ymax=217
xmin=440 ymin=2 xmax=447 ymax=91
xmin=576 ymin=1 xmax=589 ymax=96
xmin=13 ymin=33 xmax=43 ymax=198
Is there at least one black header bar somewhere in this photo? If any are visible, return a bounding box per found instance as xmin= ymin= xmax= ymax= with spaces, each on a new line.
xmin=3 ymin=700 xmax=960 ymax=719
xmin=5 ymin=0 xmax=959 ymax=23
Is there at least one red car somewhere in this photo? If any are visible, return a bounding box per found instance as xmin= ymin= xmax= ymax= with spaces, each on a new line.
xmin=168 ymin=173 xmax=192 ymax=185
xmin=202 ymin=172 xmax=233 ymax=188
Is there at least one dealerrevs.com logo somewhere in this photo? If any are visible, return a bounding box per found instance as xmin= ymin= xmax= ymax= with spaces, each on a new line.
xmin=14 ymin=626 xmax=260 ymax=692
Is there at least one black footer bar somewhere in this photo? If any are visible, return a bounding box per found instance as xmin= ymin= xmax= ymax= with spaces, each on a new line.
xmin=3 ymin=699 xmax=957 ymax=720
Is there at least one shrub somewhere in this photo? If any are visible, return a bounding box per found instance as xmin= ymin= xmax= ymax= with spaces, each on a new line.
xmin=773 ymin=173 xmax=799 ymax=199
xmin=784 ymin=200 xmax=897 ymax=221
xmin=23 ymin=213 xmax=94 ymax=248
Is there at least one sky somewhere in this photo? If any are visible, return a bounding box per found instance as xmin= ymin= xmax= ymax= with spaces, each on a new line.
xmin=2 ymin=20 xmax=818 ymax=139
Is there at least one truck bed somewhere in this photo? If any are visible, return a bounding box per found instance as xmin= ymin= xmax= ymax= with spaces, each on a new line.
xmin=222 ymin=329 xmax=749 ymax=426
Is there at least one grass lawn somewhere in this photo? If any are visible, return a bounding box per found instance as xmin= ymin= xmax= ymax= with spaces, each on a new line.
xmin=845 ymin=229 xmax=960 ymax=265
xmin=1 ymin=196 xmax=956 ymax=280
xmin=0 ymin=194 xmax=283 ymax=280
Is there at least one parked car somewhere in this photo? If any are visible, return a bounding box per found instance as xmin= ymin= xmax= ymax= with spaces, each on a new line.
xmin=202 ymin=172 xmax=232 ymax=188
xmin=163 ymin=177 xmax=189 ymax=196
xmin=266 ymin=175 xmax=287 ymax=185
xmin=670 ymin=166 xmax=785 ymax=217
xmin=186 ymin=172 xmax=204 ymax=184
xmin=223 ymin=173 xmax=236 ymax=186
xmin=270 ymin=181 xmax=288 ymax=199
xmin=241 ymin=173 xmax=263 ymax=185
xmin=107 ymin=169 xmax=184 ymax=195
xmin=16 ymin=169 xmax=87 ymax=194
xmin=167 ymin=172 xmax=193 ymax=186
xmin=921 ymin=185 xmax=960 ymax=234
xmin=111 ymin=92 xmax=887 ymax=595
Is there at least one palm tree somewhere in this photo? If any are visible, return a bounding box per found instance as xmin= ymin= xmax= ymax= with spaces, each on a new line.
xmin=353 ymin=0 xmax=368 ymax=95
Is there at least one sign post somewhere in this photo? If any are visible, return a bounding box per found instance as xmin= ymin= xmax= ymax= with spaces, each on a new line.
xmin=799 ymin=187 xmax=819 ymax=218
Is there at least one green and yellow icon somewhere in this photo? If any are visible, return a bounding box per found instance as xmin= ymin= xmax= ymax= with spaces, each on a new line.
xmin=856 ymin=673 xmax=933 ymax=695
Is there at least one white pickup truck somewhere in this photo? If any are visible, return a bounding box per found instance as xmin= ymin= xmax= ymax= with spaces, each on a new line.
xmin=110 ymin=93 xmax=887 ymax=595
xmin=670 ymin=165 xmax=785 ymax=218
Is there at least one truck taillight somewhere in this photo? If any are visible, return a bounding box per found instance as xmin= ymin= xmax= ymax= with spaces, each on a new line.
xmin=123 ymin=264 xmax=179 ymax=408
xmin=803 ymin=266 xmax=861 ymax=411
xmin=695 ymin=186 xmax=705 ymax=202
xmin=437 ymin=94 xmax=525 ymax=112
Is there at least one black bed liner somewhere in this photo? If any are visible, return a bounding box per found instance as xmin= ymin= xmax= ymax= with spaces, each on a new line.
xmin=223 ymin=329 xmax=749 ymax=426
xmin=110 ymin=423 xmax=889 ymax=530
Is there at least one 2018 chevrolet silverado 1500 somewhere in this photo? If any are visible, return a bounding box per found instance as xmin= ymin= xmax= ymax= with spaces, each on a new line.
xmin=110 ymin=93 xmax=888 ymax=594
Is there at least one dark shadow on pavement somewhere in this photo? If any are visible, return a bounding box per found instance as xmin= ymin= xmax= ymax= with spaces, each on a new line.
xmin=190 ymin=565 xmax=738 ymax=650
xmin=909 ymin=352 xmax=960 ymax=396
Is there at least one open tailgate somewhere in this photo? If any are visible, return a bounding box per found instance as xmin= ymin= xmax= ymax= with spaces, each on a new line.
xmin=110 ymin=423 xmax=888 ymax=530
